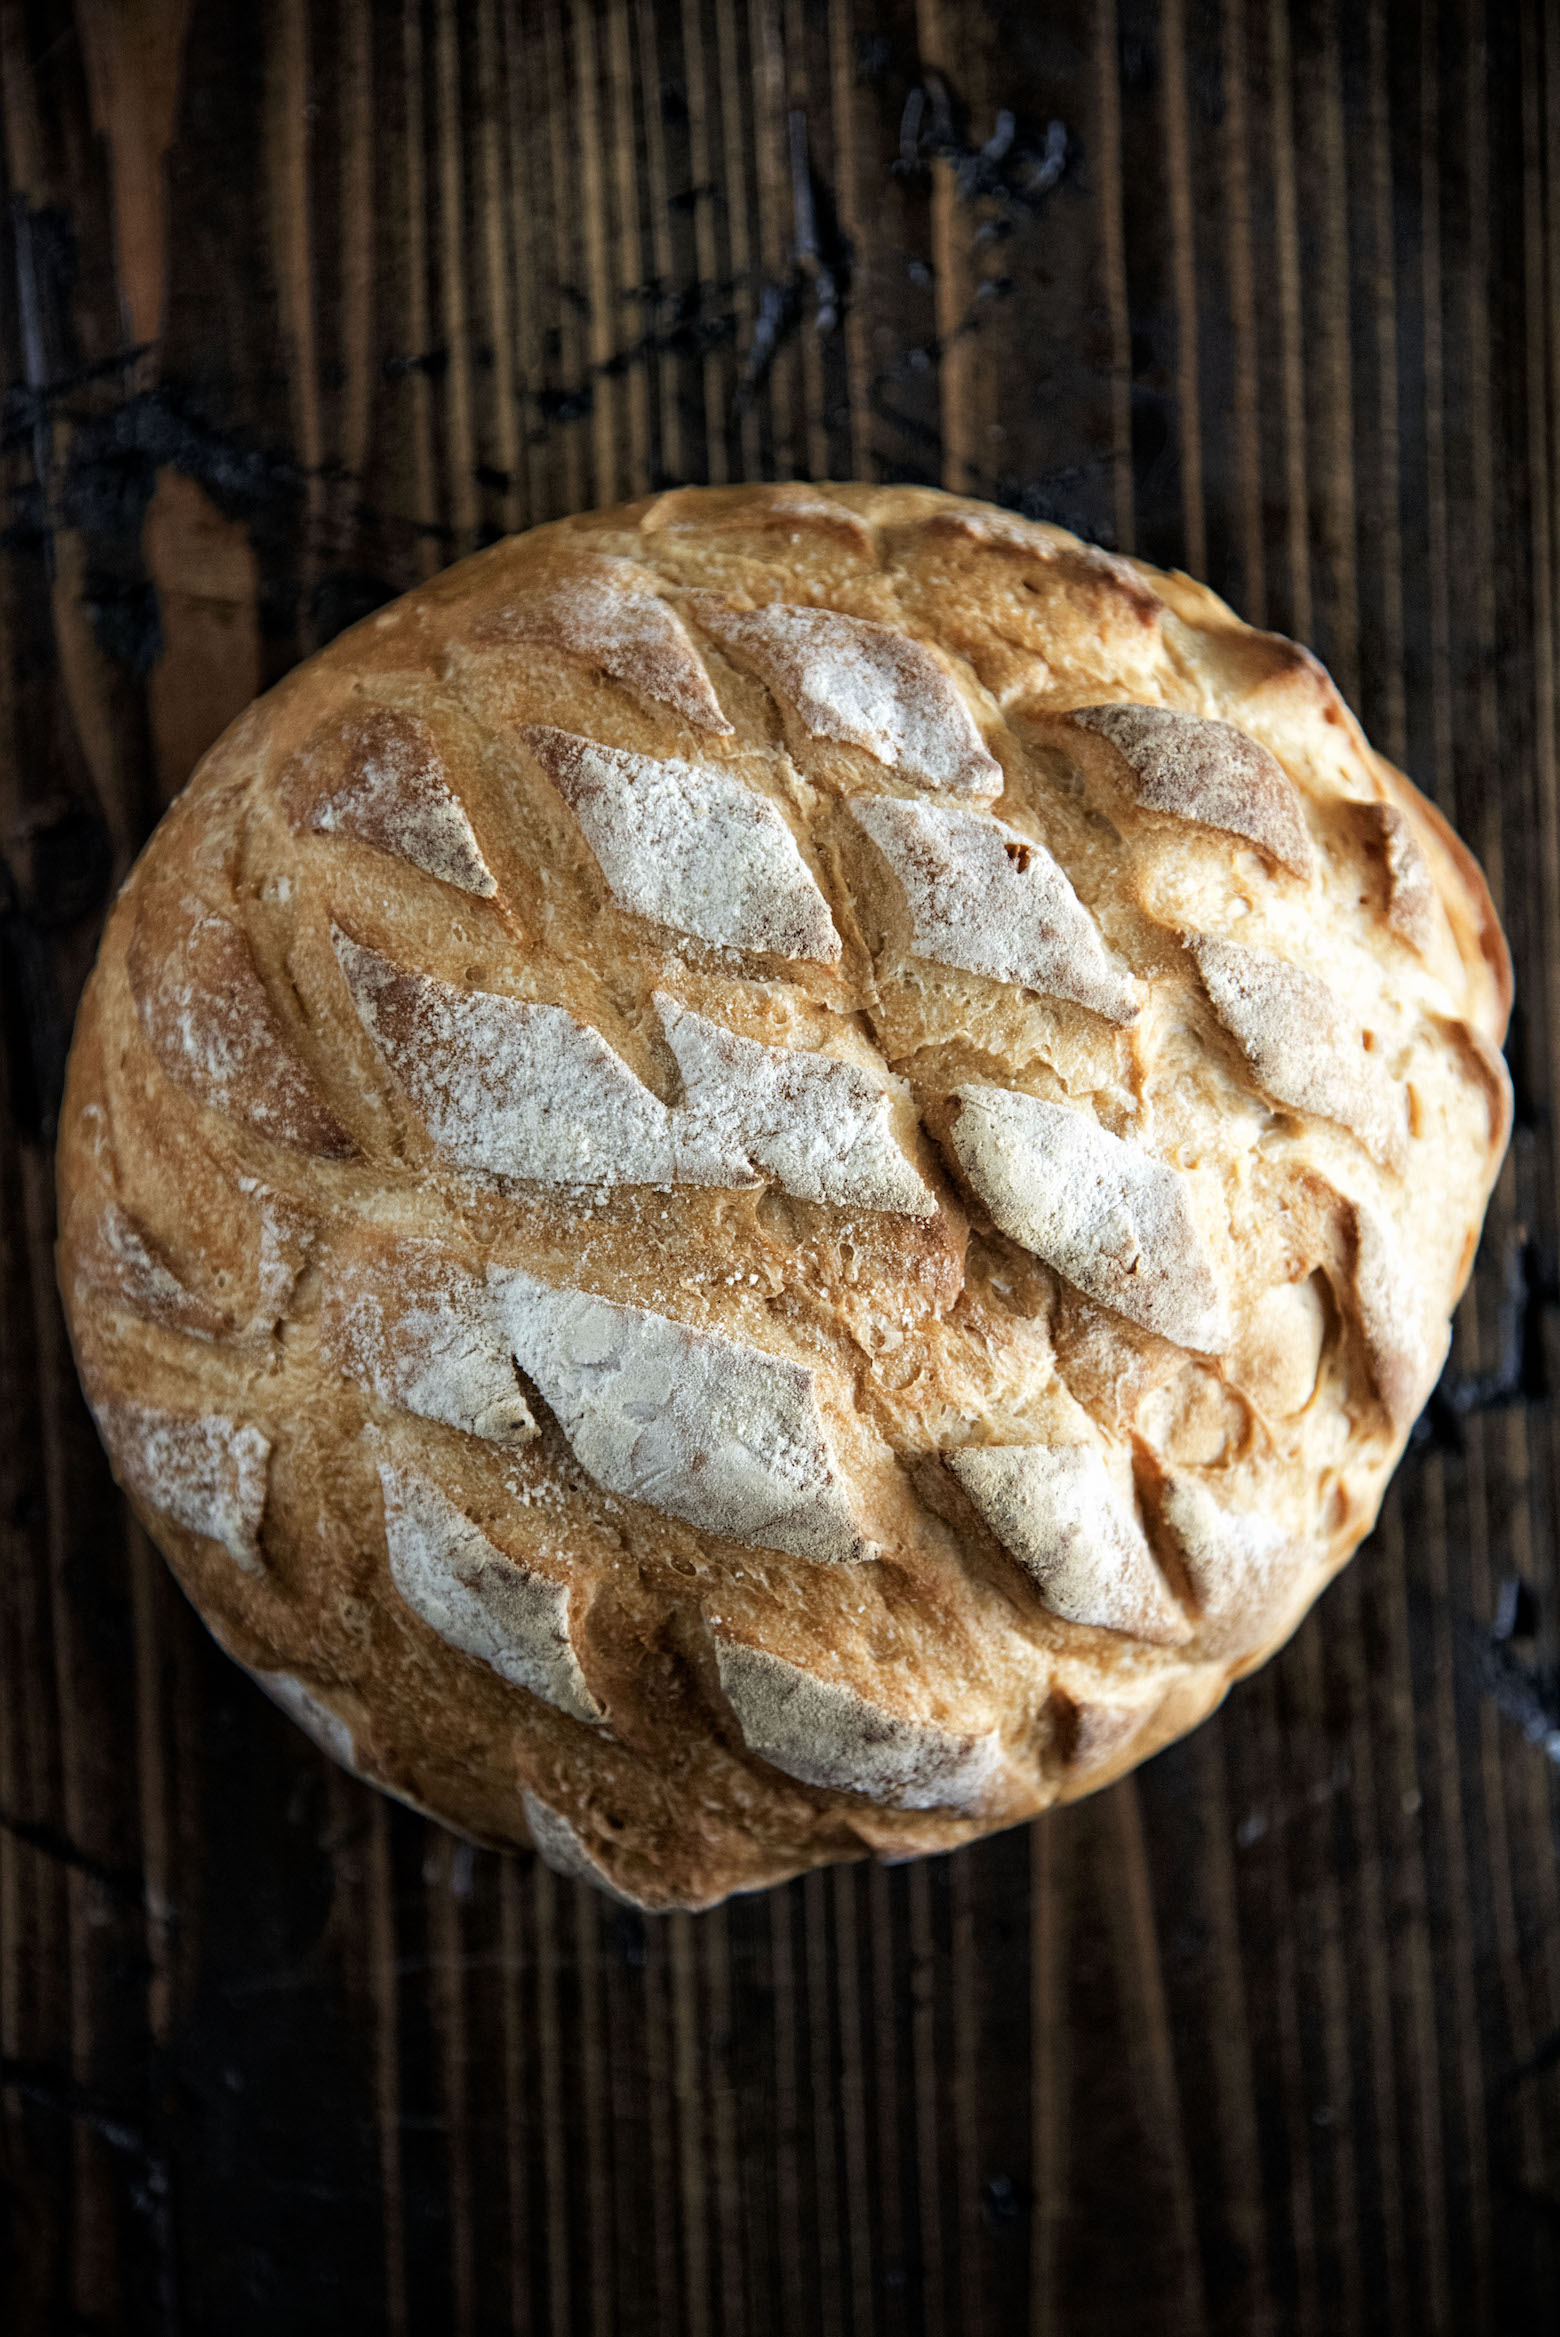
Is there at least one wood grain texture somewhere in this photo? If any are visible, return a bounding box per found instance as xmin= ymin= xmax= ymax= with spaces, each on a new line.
xmin=2 ymin=2 xmax=1558 ymax=2328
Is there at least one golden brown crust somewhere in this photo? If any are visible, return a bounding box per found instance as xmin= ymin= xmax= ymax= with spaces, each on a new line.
xmin=1372 ymin=752 xmax=1513 ymax=1034
xmin=57 ymin=486 xmax=1511 ymax=1906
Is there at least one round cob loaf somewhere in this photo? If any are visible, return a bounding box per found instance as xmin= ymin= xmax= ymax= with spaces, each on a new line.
xmin=57 ymin=483 xmax=1512 ymax=1907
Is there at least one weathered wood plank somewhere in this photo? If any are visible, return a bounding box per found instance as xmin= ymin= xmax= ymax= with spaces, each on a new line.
xmin=3 ymin=3 xmax=1558 ymax=2329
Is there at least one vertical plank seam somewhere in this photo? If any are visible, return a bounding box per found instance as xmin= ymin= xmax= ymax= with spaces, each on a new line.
xmin=368 ymin=1799 xmax=408 ymax=2337
xmin=1366 ymin=0 xmax=1408 ymax=763
xmin=1095 ymin=0 xmax=1134 ymax=552
xmin=1221 ymin=0 xmax=1265 ymax=620
xmin=268 ymin=0 xmax=324 ymax=634
xmin=1268 ymin=0 xmax=1313 ymax=642
xmin=907 ymin=1860 xmax=945 ymax=2337
xmin=1161 ymin=0 xmax=1206 ymax=577
xmin=1111 ymin=1783 xmax=1210 ymax=2333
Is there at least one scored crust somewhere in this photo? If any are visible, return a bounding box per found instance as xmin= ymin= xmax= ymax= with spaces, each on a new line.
xmin=56 ymin=483 xmax=1512 ymax=1908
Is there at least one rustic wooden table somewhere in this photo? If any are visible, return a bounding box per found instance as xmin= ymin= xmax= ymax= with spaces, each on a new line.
xmin=3 ymin=3 xmax=1558 ymax=2330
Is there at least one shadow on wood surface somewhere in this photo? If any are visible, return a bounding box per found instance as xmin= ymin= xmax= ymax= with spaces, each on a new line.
xmin=2 ymin=2 xmax=1559 ymax=2331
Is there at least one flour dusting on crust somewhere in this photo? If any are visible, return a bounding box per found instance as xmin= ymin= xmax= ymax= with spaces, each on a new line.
xmin=522 ymin=725 xmax=840 ymax=960
xmin=1162 ymin=1476 xmax=1306 ymax=1659
xmin=949 ymin=1443 xmax=1189 ymax=1642
xmin=918 ymin=505 xmax=1165 ymax=600
xmin=713 ymin=1639 xmax=1002 ymax=1809
xmin=1192 ymin=935 xmax=1404 ymax=1165
xmin=489 ymin=1268 xmax=871 ymax=1563
xmin=1357 ymin=802 xmax=1438 ymax=952
xmin=334 ymin=928 xmax=744 ymax=1185
xmin=1071 ymin=703 xmax=1314 ymax=876
xmin=1351 ymin=1200 xmax=1448 ymax=1427
xmin=379 ymin=1459 xmax=602 ymax=1723
xmin=257 ymin=1671 xmax=358 ymax=1768
xmin=951 ymin=1085 xmax=1228 ymax=1350
xmin=520 ymin=1791 xmax=670 ymax=1908
xmin=97 ymin=1399 xmax=270 ymax=1572
xmin=291 ymin=706 xmax=497 ymax=895
xmin=130 ymin=896 xmax=352 ymax=1155
xmin=74 ymin=1200 xmax=228 ymax=1337
xmin=688 ymin=597 xmax=1001 ymax=796
xmin=852 ymin=795 xmax=1141 ymax=1021
xmin=471 ymin=554 xmax=732 ymax=731
xmin=1063 ymin=1693 xmax=1163 ymax=1774
xmin=322 ymin=1236 xmax=537 ymax=1443
xmin=656 ymin=994 xmax=935 ymax=1215
xmin=641 ymin=483 xmax=876 ymax=549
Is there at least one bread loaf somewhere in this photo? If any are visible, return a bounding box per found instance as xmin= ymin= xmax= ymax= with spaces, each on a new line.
xmin=56 ymin=483 xmax=1512 ymax=1908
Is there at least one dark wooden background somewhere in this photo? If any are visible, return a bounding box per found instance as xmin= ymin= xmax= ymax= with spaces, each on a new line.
xmin=3 ymin=1 xmax=1559 ymax=2329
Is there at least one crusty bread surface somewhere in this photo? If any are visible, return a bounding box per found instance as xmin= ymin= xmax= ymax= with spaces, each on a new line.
xmin=56 ymin=484 xmax=1512 ymax=1908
